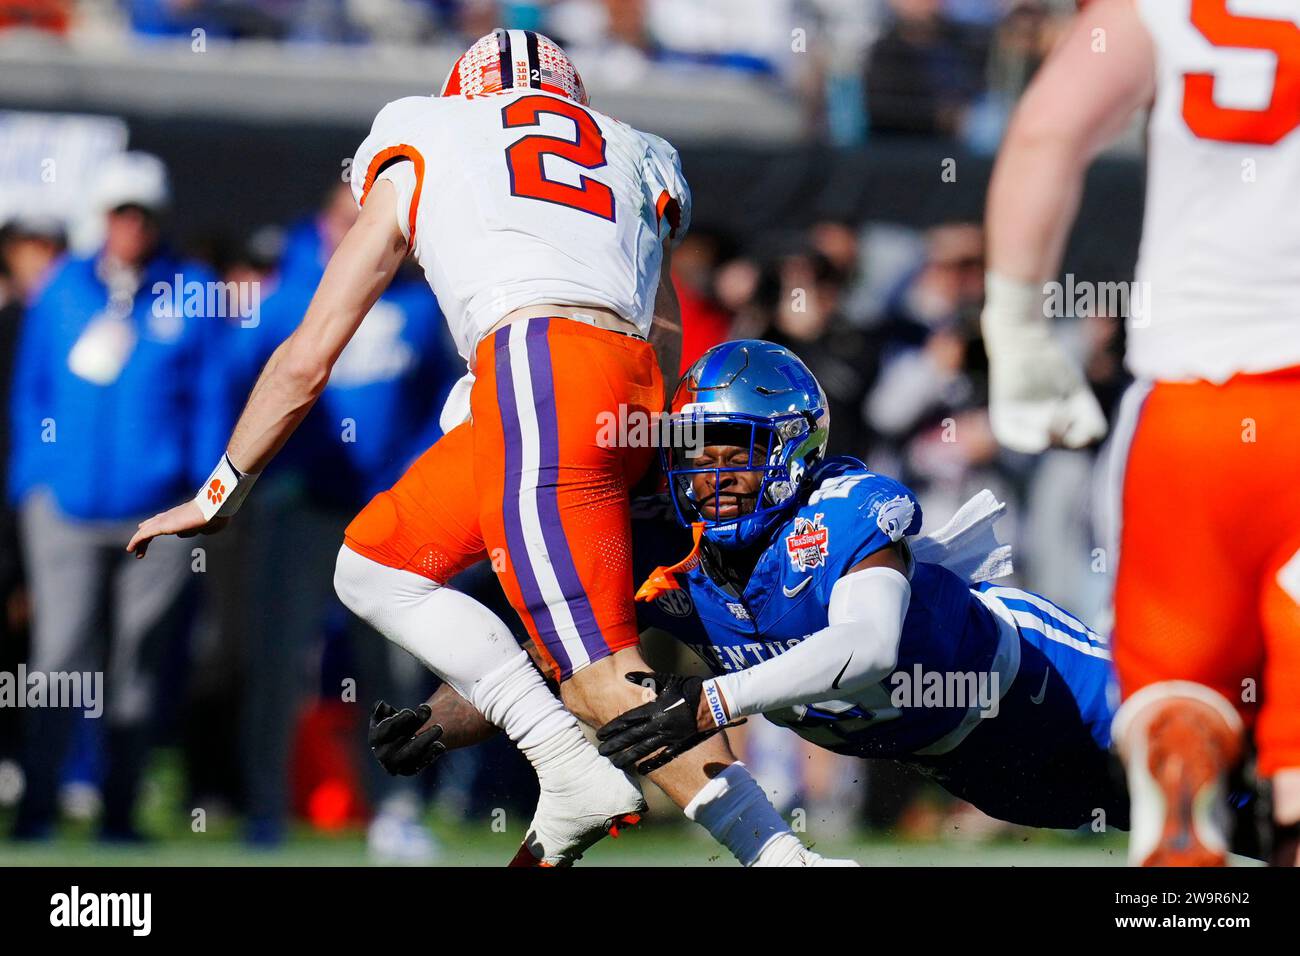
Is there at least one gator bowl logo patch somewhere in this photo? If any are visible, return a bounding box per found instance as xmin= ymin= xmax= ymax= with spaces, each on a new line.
xmin=785 ymin=513 xmax=829 ymax=571
xmin=876 ymin=495 xmax=915 ymax=542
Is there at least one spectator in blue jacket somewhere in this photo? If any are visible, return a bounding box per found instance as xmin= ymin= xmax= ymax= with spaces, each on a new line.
xmin=236 ymin=183 xmax=456 ymax=859
xmin=7 ymin=152 xmax=232 ymax=840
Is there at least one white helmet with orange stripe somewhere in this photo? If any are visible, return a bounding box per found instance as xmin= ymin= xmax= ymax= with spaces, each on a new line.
xmin=440 ymin=28 xmax=589 ymax=107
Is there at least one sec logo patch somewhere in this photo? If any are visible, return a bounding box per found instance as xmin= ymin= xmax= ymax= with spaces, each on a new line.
xmin=654 ymin=589 xmax=695 ymax=618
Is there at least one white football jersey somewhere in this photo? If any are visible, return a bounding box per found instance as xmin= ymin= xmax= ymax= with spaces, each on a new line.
xmin=349 ymin=91 xmax=691 ymax=362
xmin=1132 ymin=0 xmax=1300 ymax=383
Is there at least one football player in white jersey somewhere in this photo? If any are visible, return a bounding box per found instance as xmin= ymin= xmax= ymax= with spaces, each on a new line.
xmin=982 ymin=0 xmax=1300 ymax=865
xmin=127 ymin=30 xmax=828 ymax=866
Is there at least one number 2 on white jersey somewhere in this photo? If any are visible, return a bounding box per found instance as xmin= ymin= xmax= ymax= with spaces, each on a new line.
xmin=501 ymin=94 xmax=616 ymax=221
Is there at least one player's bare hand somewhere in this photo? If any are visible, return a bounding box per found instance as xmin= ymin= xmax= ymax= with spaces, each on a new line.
xmin=125 ymin=501 xmax=228 ymax=558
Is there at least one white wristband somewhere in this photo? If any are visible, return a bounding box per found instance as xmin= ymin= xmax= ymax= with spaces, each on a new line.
xmin=195 ymin=453 xmax=258 ymax=521
xmin=701 ymin=679 xmax=730 ymax=728
xmin=981 ymin=272 xmax=1048 ymax=346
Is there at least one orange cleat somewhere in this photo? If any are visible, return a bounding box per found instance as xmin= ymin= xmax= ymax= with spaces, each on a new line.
xmin=1114 ymin=682 xmax=1244 ymax=867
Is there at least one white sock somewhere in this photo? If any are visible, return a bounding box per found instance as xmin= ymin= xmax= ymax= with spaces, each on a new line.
xmin=334 ymin=546 xmax=593 ymax=782
xmin=470 ymin=650 xmax=596 ymax=781
xmin=683 ymin=762 xmax=812 ymax=867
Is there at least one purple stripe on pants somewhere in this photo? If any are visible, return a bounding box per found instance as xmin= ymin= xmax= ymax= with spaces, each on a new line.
xmin=494 ymin=325 xmax=573 ymax=679
xmin=524 ymin=320 xmax=609 ymax=663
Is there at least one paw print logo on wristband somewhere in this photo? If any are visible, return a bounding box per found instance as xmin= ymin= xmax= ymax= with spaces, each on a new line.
xmin=206 ymin=479 xmax=226 ymax=505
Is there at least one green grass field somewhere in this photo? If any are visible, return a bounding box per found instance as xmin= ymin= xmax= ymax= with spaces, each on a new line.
xmin=0 ymin=820 xmax=1130 ymax=867
xmin=0 ymin=749 xmax=1132 ymax=866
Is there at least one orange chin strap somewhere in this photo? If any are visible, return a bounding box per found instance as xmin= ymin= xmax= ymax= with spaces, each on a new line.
xmin=634 ymin=522 xmax=706 ymax=602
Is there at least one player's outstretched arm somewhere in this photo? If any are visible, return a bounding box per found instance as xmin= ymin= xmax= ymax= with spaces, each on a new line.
xmin=224 ymin=180 xmax=409 ymax=472
xmin=988 ymin=0 xmax=1154 ymax=282
xmin=982 ymin=0 xmax=1154 ymax=453
xmin=126 ymin=182 xmax=409 ymax=557
xmin=598 ymin=545 xmax=912 ymax=772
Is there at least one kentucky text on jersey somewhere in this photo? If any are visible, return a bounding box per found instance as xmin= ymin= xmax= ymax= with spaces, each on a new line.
xmin=633 ymin=460 xmax=1115 ymax=761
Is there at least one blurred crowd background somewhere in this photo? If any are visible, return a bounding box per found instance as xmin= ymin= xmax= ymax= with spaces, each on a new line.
xmin=0 ymin=0 xmax=1140 ymax=860
xmin=2 ymin=0 xmax=1092 ymax=148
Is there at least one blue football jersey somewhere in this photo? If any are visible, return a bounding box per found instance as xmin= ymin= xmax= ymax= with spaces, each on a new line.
xmin=632 ymin=460 xmax=1011 ymax=758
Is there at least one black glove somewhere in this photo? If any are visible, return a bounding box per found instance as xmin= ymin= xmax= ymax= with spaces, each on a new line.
xmin=596 ymin=672 xmax=735 ymax=774
xmin=369 ymin=700 xmax=446 ymax=776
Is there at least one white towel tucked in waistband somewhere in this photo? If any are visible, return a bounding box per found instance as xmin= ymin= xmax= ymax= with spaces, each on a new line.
xmin=439 ymin=370 xmax=476 ymax=433
xmin=909 ymin=489 xmax=1013 ymax=584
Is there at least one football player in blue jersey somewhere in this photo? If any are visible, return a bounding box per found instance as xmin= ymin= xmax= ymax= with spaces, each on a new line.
xmin=597 ymin=339 xmax=1128 ymax=831
xmin=370 ymin=340 xmax=1128 ymax=845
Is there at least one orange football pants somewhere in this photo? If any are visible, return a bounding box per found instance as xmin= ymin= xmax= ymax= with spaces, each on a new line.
xmin=1113 ymin=367 xmax=1300 ymax=776
xmin=343 ymin=317 xmax=662 ymax=683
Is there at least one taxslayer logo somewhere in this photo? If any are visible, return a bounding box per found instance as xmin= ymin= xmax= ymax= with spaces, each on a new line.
xmin=785 ymin=513 xmax=829 ymax=571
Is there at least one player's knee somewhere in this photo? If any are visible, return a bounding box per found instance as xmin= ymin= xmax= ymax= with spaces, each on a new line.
xmin=334 ymin=545 xmax=384 ymax=626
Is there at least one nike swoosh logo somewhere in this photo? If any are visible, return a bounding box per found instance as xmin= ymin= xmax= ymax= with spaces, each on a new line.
xmin=782 ymin=577 xmax=813 ymax=598
xmin=1030 ymin=669 xmax=1050 ymax=705
xmin=831 ymin=654 xmax=854 ymax=691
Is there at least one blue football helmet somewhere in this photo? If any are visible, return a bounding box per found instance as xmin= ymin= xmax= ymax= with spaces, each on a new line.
xmin=663 ymin=340 xmax=830 ymax=549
